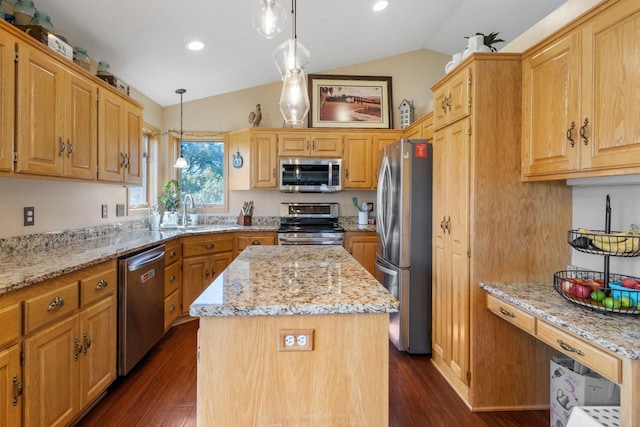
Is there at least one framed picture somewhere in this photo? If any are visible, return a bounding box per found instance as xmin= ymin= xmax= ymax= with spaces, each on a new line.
xmin=308 ymin=74 xmax=392 ymax=128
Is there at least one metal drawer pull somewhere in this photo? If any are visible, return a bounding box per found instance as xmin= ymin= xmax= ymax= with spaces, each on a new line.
xmin=499 ymin=307 xmax=515 ymax=318
xmin=74 ymin=337 xmax=83 ymax=360
xmin=67 ymin=139 xmax=74 ymax=157
xmin=169 ymin=304 xmax=176 ymax=313
xmin=170 ymin=250 xmax=176 ymax=257
xmin=251 ymin=240 xmax=261 ymax=245
xmin=566 ymin=121 xmax=575 ymax=147
xmin=12 ymin=375 xmax=22 ymax=406
xmin=205 ymin=243 xmax=215 ymax=249
xmin=579 ymin=118 xmax=589 ymax=145
xmin=95 ymin=278 xmax=108 ymax=290
xmin=556 ymin=339 xmax=584 ymax=356
xmin=169 ymin=274 xmax=176 ymax=282
xmin=47 ymin=296 xmax=65 ymax=311
xmin=83 ymin=332 xmax=92 ymax=354
xmin=58 ymin=137 xmax=66 ymax=156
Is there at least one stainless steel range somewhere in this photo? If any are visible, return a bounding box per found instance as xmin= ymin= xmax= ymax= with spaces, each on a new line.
xmin=278 ymin=202 xmax=345 ymax=245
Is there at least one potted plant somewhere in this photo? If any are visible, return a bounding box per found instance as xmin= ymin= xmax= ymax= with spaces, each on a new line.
xmin=465 ymin=32 xmax=505 ymax=52
xmin=158 ymin=179 xmax=181 ymax=226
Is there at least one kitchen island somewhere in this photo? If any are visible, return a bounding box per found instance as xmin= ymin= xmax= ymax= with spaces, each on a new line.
xmin=190 ymin=245 xmax=399 ymax=427
xmin=481 ymin=281 xmax=640 ymax=427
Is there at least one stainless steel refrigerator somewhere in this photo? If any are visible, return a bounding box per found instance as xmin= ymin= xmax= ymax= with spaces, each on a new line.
xmin=376 ymin=139 xmax=432 ymax=354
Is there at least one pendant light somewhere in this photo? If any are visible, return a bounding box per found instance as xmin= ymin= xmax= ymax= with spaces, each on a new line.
xmin=174 ymin=88 xmax=189 ymax=169
xmin=278 ymin=0 xmax=309 ymax=124
xmin=252 ymin=0 xmax=287 ymax=39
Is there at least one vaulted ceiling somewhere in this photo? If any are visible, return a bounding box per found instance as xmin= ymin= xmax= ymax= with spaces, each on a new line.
xmin=33 ymin=0 xmax=565 ymax=106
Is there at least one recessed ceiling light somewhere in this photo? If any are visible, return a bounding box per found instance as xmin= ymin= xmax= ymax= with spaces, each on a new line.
xmin=187 ymin=41 xmax=204 ymax=51
xmin=373 ymin=1 xmax=388 ymax=12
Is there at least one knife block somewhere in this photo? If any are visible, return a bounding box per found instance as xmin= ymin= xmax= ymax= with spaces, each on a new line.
xmin=237 ymin=211 xmax=252 ymax=226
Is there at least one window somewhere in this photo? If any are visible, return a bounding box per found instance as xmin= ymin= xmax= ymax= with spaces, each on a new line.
xmin=178 ymin=138 xmax=227 ymax=211
xmin=129 ymin=127 xmax=159 ymax=209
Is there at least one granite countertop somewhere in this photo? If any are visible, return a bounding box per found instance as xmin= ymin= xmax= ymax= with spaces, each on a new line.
xmin=190 ymin=245 xmax=399 ymax=317
xmin=480 ymin=281 xmax=640 ymax=360
xmin=0 ymin=224 xmax=274 ymax=295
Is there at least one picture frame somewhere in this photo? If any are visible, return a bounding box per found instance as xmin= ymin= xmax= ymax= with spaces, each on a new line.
xmin=308 ymin=74 xmax=392 ymax=128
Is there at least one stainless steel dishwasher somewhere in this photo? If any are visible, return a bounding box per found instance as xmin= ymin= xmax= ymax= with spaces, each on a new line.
xmin=118 ymin=244 xmax=165 ymax=375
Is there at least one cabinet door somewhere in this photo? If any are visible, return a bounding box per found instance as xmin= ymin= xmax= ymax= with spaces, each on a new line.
xmin=0 ymin=31 xmax=15 ymax=172
xmin=344 ymin=232 xmax=377 ymax=276
xmin=583 ymin=1 xmax=640 ymax=171
xmin=123 ymin=101 xmax=143 ymax=184
xmin=311 ymin=133 xmax=343 ymax=157
xmin=24 ymin=315 xmax=80 ymax=427
xmin=97 ymin=89 xmax=125 ymax=182
xmin=251 ymin=133 xmax=278 ymax=188
xmin=15 ymin=43 xmax=65 ymax=176
xmin=432 ymin=86 xmax=448 ymax=131
xmin=446 ymin=67 xmax=471 ymax=125
xmin=182 ymin=255 xmax=209 ymax=315
xmin=211 ymin=252 xmax=233 ymax=282
xmin=237 ymin=232 xmax=277 ymax=253
xmin=521 ymin=30 xmax=581 ymax=177
xmin=278 ymin=132 xmax=310 ymax=156
xmin=0 ymin=344 xmax=21 ymax=427
xmin=343 ymin=134 xmax=373 ymax=189
xmin=65 ymin=71 xmax=97 ymax=179
xmin=79 ymin=295 xmax=116 ymax=407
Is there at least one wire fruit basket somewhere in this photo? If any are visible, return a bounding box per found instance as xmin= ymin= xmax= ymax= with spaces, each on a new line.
xmin=553 ymin=270 xmax=640 ymax=314
xmin=568 ymin=228 xmax=640 ymax=257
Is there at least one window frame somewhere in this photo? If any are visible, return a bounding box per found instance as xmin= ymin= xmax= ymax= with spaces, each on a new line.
xmin=128 ymin=124 xmax=160 ymax=211
xmin=170 ymin=132 xmax=229 ymax=214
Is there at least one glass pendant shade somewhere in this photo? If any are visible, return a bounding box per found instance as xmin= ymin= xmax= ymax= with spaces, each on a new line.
xmin=252 ymin=0 xmax=287 ymax=39
xmin=279 ymin=68 xmax=310 ymax=125
xmin=174 ymin=156 xmax=188 ymax=169
xmin=273 ymin=38 xmax=310 ymax=79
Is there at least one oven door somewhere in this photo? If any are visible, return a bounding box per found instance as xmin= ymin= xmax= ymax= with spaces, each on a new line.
xmin=278 ymin=232 xmax=345 ymax=245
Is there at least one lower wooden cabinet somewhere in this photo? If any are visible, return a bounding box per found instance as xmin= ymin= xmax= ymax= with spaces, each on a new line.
xmin=344 ymin=232 xmax=377 ymax=277
xmin=0 ymin=344 xmax=21 ymax=427
xmin=237 ymin=232 xmax=277 ymax=254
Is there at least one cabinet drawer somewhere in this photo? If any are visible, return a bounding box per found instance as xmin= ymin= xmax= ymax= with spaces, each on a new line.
xmin=183 ymin=237 xmax=234 ymax=257
xmin=486 ymin=294 xmax=535 ymax=334
xmin=0 ymin=303 xmax=22 ymax=346
xmin=164 ymin=290 xmax=180 ymax=330
xmin=237 ymin=233 xmax=276 ymax=251
xmin=536 ymin=320 xmax=621 ymax=383
xmin=165 ymin=261 xmax=182 ymax=297
xmin=80 ymin=267 xmax=117 ymax=307
xmin=24 ymin=282 xmax=78 ymax=334
xmin=165 ymin=241 xmax=182 ymax=266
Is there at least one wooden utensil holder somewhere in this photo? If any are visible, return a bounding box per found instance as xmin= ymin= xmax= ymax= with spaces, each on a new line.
xmin=237 ymin=211 xmax=252 ymax=226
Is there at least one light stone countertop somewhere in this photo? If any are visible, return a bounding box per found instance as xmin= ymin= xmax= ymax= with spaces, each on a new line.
xmin=480 ymin=281 xmax=640 ymax=359
xmin=190 ymin=245 xmax=399 ymax=317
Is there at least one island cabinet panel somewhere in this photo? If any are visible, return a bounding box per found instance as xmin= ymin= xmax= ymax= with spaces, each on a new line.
xmin=0 ymin=30 xmax=15 ymax=172
xmin=0 ymin=344 xmax=21 ymax=427
xmin=430 ymin=54 xmax=573 ymax=411
xmin=197 ymin=313 xmax=389 ymax=426
xmin=522 ymin=0 xmax=640 ymax=180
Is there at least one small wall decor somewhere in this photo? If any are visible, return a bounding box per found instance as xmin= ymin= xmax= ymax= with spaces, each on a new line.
xmin=248 ymin=104 xmax=262 ymax=127
xmin=398 ymin=99 xmax=414 ymax=130
xmin=232 ymin=151 xmax=243 ymax=169
xmin=308 ymin=74 xmax=392 ymax=129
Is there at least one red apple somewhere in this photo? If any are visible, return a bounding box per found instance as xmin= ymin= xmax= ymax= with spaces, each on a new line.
xmin=560 ymin=279 xmax=573 ymax=293
xmin=572 ymin=283 xmax=592 ymax=298
xmin=622 ymin=277 xmax=638 ymax=289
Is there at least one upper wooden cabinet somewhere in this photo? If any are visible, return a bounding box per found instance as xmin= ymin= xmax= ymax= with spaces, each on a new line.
xmin=522 ymin=0 xmax=640 ymax=180
xmin=0 ymin=30 xmax=15 ymax=172
xmin=98 ymin=89 xmax=143 ymax=184
xmin=433 ymin=68 xmax=471 ymax=131
xmin=343 ymin=133 xmax=374 ymax=189
xmin=15 ymin=41 xmax=97 ymax=180
xmin=278 ymin=132 xmax=343 ymax=157
xmin=251 ymin=131 xmax=279 ymax=189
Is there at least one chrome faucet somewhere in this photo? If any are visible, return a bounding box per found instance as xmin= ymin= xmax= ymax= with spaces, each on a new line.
xmin=182 ymin=194 xmax=196 ymax=227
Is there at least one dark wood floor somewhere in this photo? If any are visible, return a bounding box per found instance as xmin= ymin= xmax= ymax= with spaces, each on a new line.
xmin=76 ymin=320 xmax=548 ymax=427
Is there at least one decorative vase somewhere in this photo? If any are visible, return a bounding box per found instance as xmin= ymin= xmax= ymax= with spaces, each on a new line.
xmin=462 ymin=35 xmax=491 ymax=59
xmin=13 ymin=0 xmax=35 ymax=25
xmin=163 ymin=211 xmax=178 ymax=227
xmin=445 ymin=52 xmax=463 ymax=73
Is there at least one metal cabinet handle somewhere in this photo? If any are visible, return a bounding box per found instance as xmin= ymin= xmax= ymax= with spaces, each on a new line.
xmin=67 ymin=139 xmax=74 ymax=158
xmin=12 ymin=375 xmax=22 ymax=406
xmin=306 ymin=141 xmax=310 ymax=151
xmin=205 ymin=243 xmax=215 ymax=249
xmin=170 ymin=250 xmax=176 ymax=257
xmin=58 ymin=137 xmax=66 ymax=157
xmin=169 ymin=304 xmax=176 ymax=313
xmin=205 ymin=270 xmax=210 ymax=278
xmin=272 ymin=168 xmax=276 ymax=178
xmin=211 ymin=268 xmax=216 ymax=277
xmin=47 ymin=296 xmax=65 ymax=311
xmin=446 ymin=94 xmax=452 ymax=111
xmin=312 ymin=141 xmax=316 ymax=151
xmin=120 ymin=152 xmax=127 ymax=167
xmin=83 ymin=332 xmax=92 ymax=354
xmin=440 ymin=216 xmax=446 ymax=231
xmin=169 ymin=274 xmax=176 ymax=282
xmin=579 ymin=118 xmax=589 ymax=146
xmin=444 ymin=216 xmax=451 ymax=234
xmin=566 ymin=121 xmax=576 ymax=147
xmin=345 ymin=168 xmax=349 ymax=179
xmin=441 ymin=98 xmax=447 ymax=113
xmin=556 ymin=339 xmax=585 ymax=356
xmin=74 ymin=337 xmax=82 ymax=360
xmin=251 ymin=240 xmax=261 ymax=245
xmin=95 ymin=278 xmax=108 ymax=290
xmin=499 ymin=307 xmax=515 ymax=318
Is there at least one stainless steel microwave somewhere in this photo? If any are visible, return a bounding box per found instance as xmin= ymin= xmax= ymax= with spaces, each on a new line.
xmin=279 ymin=158 xmax=341 ymax=193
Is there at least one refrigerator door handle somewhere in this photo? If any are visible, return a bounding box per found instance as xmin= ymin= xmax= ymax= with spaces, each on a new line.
xmin=375 ymin=259 xmax=398 ymax=276
xmin=377 ymin=155 xmax=391 ymax=248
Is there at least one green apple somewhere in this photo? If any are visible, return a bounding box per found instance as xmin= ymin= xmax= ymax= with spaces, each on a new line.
xmin=590 ymin=290 xmax=606 ymax=302
xmin=619 ymin=296 xmax=633 ymax=308
xmin=603 ymin=297 xmax=622 ymax=309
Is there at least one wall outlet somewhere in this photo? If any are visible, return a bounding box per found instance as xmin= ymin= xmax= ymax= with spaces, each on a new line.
xmin=116 ymin=204 xmax=125 ymax=217
xmin=23 ymin=207 xmax=35 ymax=226
xmin=101 ymin=204 xmax=108 ymax=218
xmin=278 ymin=329 xmax=314 ymax=352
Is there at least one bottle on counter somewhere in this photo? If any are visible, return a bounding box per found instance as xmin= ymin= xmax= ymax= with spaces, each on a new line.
xmin=74 ymin=47 xmax=91 ymax=71
xmin=13 ymin=0 xmax=35 ymax=25
xmin=30 ymin=10 xmax=54 ymax=32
